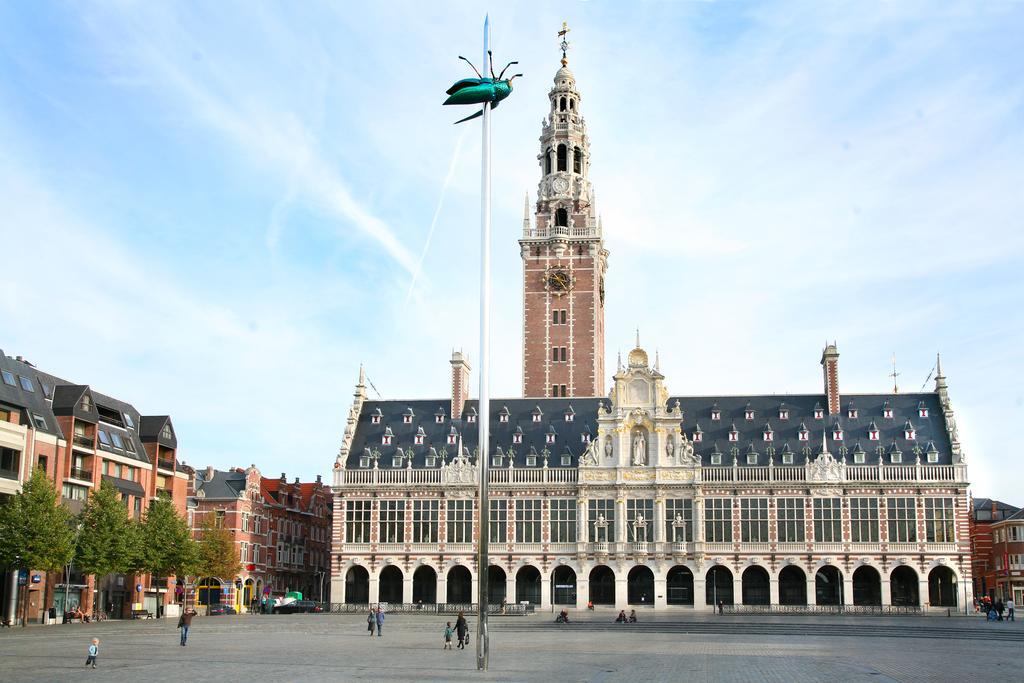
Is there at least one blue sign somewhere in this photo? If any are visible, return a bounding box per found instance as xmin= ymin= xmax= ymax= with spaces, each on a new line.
xmin=136 ymin=584 xmax=142 ymax=593
xmin=31 ymin=574 xmax=41 ymax=584
xmin=17 ymin=570 xmax=27 ymax=585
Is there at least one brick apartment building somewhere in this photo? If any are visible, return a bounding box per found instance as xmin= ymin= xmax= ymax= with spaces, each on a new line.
xmin=188 ymin=465 xmax=269 ymax=612
xmin=0 ymin=350 xmax=189 ymax=623
xmin=261 ymin=473 xmax=332 ymax=603
xmin=970 ymin=497 xmax=1023 ymax=605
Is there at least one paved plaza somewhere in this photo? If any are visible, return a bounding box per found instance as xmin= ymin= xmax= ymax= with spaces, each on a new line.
xmin=0 ymin=612 xmax=1020 ymax=682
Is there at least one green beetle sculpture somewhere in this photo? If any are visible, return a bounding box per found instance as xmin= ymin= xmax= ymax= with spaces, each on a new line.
xmin=444 ymin=51 xmax=522 ymax=124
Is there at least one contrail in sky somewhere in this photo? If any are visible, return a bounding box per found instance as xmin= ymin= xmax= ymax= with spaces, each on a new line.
xmin=405 ymin=128 xmax=467 ymax=304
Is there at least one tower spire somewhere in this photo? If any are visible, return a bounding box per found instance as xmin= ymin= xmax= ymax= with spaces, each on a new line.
xmin=558 ymin=22 xmax=571 ymax=66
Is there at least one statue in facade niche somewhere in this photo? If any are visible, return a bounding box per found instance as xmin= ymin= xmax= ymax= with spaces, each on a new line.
xmin=604 ymin=437 xmax=613 ymax=459
xmin=666 ymin=437 xmax=675 ymax=460
xmin=632 ymin=432 xmax=647 ymax=466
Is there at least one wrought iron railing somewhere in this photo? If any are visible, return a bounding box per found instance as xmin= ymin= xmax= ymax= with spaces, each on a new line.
xmin=69 ymin=467 xmax=92 ymax=481
xmin=326 ymin=602 xmax=535 ymax=615
xmin=721 ymin=604 xmax=922 ymax=615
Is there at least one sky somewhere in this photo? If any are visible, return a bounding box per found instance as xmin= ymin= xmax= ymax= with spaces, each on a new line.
xmin=0 ymin=1 xmax=1021 ymax=500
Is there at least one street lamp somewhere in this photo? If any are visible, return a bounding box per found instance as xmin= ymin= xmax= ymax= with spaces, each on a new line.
xmin=60 ymin=522 xmax=85 ymax=621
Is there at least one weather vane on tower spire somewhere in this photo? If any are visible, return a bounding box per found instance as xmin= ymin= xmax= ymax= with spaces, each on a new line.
xmin=558 ymin=22 xmax=571 ymax=66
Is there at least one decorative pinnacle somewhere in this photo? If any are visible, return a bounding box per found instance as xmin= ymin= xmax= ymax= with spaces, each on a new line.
xmin=635 ymin=328 xmax=640 ymax=348
xmin=558 ymin=22 xmax=571 ymax=66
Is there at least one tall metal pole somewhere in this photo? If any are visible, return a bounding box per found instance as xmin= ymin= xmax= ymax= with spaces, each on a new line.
xmin=476 ymin=14 xmax=492 ymax=673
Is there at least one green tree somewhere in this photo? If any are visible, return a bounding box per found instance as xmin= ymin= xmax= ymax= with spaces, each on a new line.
xmin=0 ymin=467 xmax=75 ymax=626
xmin=75 ymin=480 xmax=133 ymax=581
xmin=138 ymin=495 xmax=199 ymax=579
xmin=196 ymin=515 xmax=240 ymax=582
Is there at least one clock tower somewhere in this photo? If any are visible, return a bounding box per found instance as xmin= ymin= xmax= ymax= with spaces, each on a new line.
xmin=520 ymin=29 xmax=608 ymax=398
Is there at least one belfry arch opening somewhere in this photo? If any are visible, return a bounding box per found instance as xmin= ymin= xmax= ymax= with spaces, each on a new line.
xmin=557 ymin=144 xmax=567 ymax=172
xmin=555 ymin=208 xmax=569 ymax=228
xmin=573 ymin=146 xmax=582 ymax=174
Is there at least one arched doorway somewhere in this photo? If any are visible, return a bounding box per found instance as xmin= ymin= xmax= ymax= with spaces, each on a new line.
xmin=487 ymin=566 xmax=506 ymax=605
xmin=666 ymin=566 xmax=694 ymax=605
xmin=197 ymin=577 xmax=222 ymax=607
xmin=779 ymin=566 xmax=807 ymax=605
xmin=516 ymin=566 xmax=541 ymax=605
xmin=552 ymin=566 xmax=577 ymax=605
xmin=852 ymin=566 xmax=881 ymax=606
xmin=447 ymin=566 xmax=472 ymax=604
xmin=890 ymin=566 xmax=919 ymax=606
xmin=815 ymin=566 xmax=843 ymax=606
xmin=742 ymin=566 xmax=770 ymax=605
xmin=627 ymin=565 xmax=655 ymax=605
xmin=378 ymin=566 xmax=403 ymax=604
xmin=928 ymin=566 xmax=957 ymax=607
xmin=589 ymin=565 xmax=615 ymax=606
xmin=345 ymin=566 xmax=369 ymax=604
xmin=412 ymin=565 xmax=437 ymax=605
xmin=705 ymin=566 xmax=733 ymax=606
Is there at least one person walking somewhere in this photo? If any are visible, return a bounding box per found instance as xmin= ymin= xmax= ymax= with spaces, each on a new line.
xmin=443 ymin=622 xmax=454 ymax=650
xmin=995 ymin=599 xmax=1005 ymax=621
xmin=375 ymin=606 xmax=385 ymax=637
xmin=84 ymin=638 xmax=99 ymax=669
xmin=455 ymin=611 xmax=468 ymax=650
xmin=1006 ymin=597 xmax=1016 ymax=622
xmin=178 ymin=608 xmax=197 ymax=646
xmin=367 ymin=609 xmax=376 ymax=636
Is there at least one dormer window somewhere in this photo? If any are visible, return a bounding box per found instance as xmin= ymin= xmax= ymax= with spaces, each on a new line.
xmin=580 ymin=432 xmax=590 ymax=444
xmin=904 ymin=422 xmax=916 ymax=440
xmin=778 ymin=407 xmax=789 ymax=420
xmin=813 ymin=407 xmax=824 ymax=420
xmin=425 ymin=455 xmax=436 ymax=468
xmin=370 ymin=409 xmax=382 ymax=425
xmin=392 ymin=456 xmax=402 ymax=468
xmin=403 ymin=414 xmax=412 ymax=424
xmin=447 ymin=429 xmax=458 ymax=446
xmin=891 ymin=452 xmax=903 ymax=464
xmin=382 ymin=427 xmax=393 ymax=445
xmin=744 ymin=407 xmax=755 ymax=421
xmin=693 ymin=430 xmax=703 ymax=443
xmin=491 ymin=456 xmax=502 ymax=467
xmin=918 ymin=402 xmax=929 ymax=418
xmin=854 ymin=450 xmax=866 ymax=464
xmin=747 ymin=452 xmax=758 ymax=465
xmin=359 ymin=456 xmax=370 ymax=468
xmin=869 ymin=429 xmax=879 ymax=441
xmin=160 ymin=424 xmax=173 ymax=440
xmin=564 ymin=411 xmax=574 ymax=423
xmin=435 ymin=410 xmax=445 ymax=424
xmin=710 ymin=452 xmax=722 ymax=465
xmin=848 ymin=407 xmax=858 ymax=419
xmin=927 ymin=450 xmax=938 ymax=463
xmin=532 ymin=408 xmax=542 ymax=423
xmin=513 ymin=431 xmax=523 ymax=444
xmin=711 ymin=407 xmax=721 ymax=421
xmin=782 ymin=451 xmax=794 ymax=465
xmin=561 ymin=454 xmax=571 ymax=466
xmin=414 ymin=434 xmax=425 ymax=445
xmin=546 ymin=430 xmax=556 ymax=444
xmin=882 ymin=402 xmax=893 ymax=419
xmin=728 ymin=425 xmax=739 ymax=442
xmin=499 ymin=407 xmax=510 ymax=423
xmin=763 ymin=430 xmax=773 ymax=442
xmin=467 ymin=413 xmax=477 ymax=424
xmin=80 ymin=394 xmax=92 ymax=411
xmin=525 ymin=455 xmax=537 ymax=467
xmin=798 ymin=424 xmax=809 ymax=441
xmin=832 ymin=429 xmax=843 ymax=441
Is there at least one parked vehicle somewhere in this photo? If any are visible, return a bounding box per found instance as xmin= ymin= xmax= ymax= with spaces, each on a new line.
xmin=208 ymin=604 xmax=237 ymax=616
xmin=273 ymin=600 xmax=322 ymax=614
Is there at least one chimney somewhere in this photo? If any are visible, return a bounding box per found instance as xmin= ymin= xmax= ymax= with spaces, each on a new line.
xmin=315 ymin=474 xmax=322 ymax=484
xmin=450 ymin=350 xmax=471 ymax=420
xmin=821 ymin=342 xmax=840 ymax=415
xmin=294 ymin=477 xmax=300 ymax=484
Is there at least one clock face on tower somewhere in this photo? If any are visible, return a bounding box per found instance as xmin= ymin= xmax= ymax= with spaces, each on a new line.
xmin=544 ymin=267 xmax=573 ymax=295
xmin=552 ymin=177 xmax=570 ymax=194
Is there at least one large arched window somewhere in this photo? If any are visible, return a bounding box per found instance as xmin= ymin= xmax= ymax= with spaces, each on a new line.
xmin=555 ymin=208 xmax=569 ymax=228
xmin=573 ymin=147 xmax=582 ymax=174
xmin=557 ymin=145 xmax=567 ymax=172
xmin=544 ymin=149 xmax=552 ymax=176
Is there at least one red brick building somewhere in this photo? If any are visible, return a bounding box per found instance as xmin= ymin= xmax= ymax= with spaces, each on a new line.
xmin=188 ymin=465 xmax=269 ymax=612
xmin=970 ymin=497 xmax=1022 ymax=605
xmin=261 ymin=473 xmax=332 ymax=602
xmin=0 ymin=350 xmax=189 ymax=623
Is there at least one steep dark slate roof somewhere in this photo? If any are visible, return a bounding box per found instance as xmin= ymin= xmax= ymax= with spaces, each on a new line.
xmin=972 ymin=498 xmax=1021 ymax=522
xmin=102 ymin=474 xmax=146 ymax=498
xmin=194 ymin=468 xmax=247 ymax=499
xmin=0 ymin=350 xmax=64 ymax=438
xmin=139 ymin=415 xmax=177 ymax=448
xmin=344 ymin=392 xmax=953 ymax=469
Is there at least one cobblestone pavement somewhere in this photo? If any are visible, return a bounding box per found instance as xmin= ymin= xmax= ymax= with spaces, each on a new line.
xmin=0 ymin=613 xmax=1019 ymax=682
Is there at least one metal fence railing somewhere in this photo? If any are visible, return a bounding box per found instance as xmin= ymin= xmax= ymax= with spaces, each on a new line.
xmin=325 ymin=602 xmax=535 ymax=616
xmin=721 ymin=604 xmax=923 ymax=615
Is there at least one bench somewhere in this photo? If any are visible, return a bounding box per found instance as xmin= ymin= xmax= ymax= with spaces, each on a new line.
xmin=131 ymin=609 xmax=154 ymax=620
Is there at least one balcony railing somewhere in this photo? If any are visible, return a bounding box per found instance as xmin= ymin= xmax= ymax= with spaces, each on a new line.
xmin=157 ymin=458 xmax=175 ymax=471
xmin=335 ymin=466 xmax=579 ymax=487
xmin=73 ymin=435 xmax=94 ymax=448
xmin=68 ymin=467 xmax=92 ymax=482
